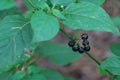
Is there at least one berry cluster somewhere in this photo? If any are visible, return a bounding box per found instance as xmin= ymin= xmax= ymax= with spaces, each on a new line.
xmin=81 ymin=33 xmax=90 ymax=52
xmin=68 ymin=33 xmax=90 ymax=54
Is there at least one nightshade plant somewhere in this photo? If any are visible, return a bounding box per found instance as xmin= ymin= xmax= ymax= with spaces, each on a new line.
xmin=0 ymin=0 xmax=120 ymax=80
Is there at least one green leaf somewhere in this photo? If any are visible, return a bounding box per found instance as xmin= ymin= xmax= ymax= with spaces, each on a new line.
xmin=0 ymin=7 xmax=21 ymax=21
xmin=100 ymin=56 xmax=120 ymax=75
xmin=0 ymin=15 xmax=33 ymax=72
xmin=0 ymin=71 xmax=25 ymax=80
xmin=50 ymin=0 xmax=75 ymax=6
xmin=11 ymin=71 xmax=25 ymax=80
xmin=31 ymin=10 xmax=59 ymax=42
xmin=62 ymin=2 xmax=120 ymax=35
xmin=38 ymin=1 xmax=49 ymax=10
xmin=0 ymin=0 xmax=15 ymax=11
xmin=110 ymin=43 xmax=120 ymax=56
xmin=22 ymin=74 xmax=46 ymax=80
xmin=97 ymin=66 xmax=108 ymax=75
xmin=24 ymin=0 xmax=49 ymax=10
xmin=28 ymin=65 xmax=43 ymax=74
xmin=24 ymin=64 xmax=64 ymax=80
xmin=0 ymin=71 xmax=13 ymax=80
xmin=24 ymin=10 xmax=34 ymax=19
xmin=113 ymin=76 xmax=120 ymax=80
xmin=31 ymin=74 xmax=46 ymax=80
xmin=42 ymin=69 xmax=64 ymax=80
xmin=77 ymin=0 xmax=105 ymax=5
xmin=52 ymin=9 xmax=66 ymax=20
xmin=112 ymin=16 xmax=120 ymax=27
xmin=35 ymin=42 xmax=82 ymax=65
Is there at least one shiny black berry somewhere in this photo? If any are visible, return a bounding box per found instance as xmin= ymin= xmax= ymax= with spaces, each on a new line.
xmin=68 ymin=41 xmax=75 ymax=47
xmin=78 ymin=47 xmax=85 ymax=53
xmin=84 ymin=45 xmax=90 ymax=51
xmin=81 ymin=33 xmax=88 ymax=40
xmin=72 ymin=46 xmax=79 ymax=52
xmin=82 ymin=40 xmax=89 ymax=46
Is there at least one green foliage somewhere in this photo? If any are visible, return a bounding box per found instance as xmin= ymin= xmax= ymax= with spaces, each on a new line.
xmin=0 ymin=0 xmax=15 ymax=11
xmin=62 ymin=2 xmax=119 ymax=35
xmin=0 ymin=71 xmax=14 ymax=80
xmin=113 ymin=76 xmax=120 ymax=80
xmin=100 ymin=56 xmax=120 ymax=75
xmin=35 ymin=42 xmax=82 ymax=65
xmin=24 ymin=0 xmax=49 ymax=10
xmin=11 ymin=71 xmax=25 ymax=80
xmin=22 ymin=74 xmax=47 ymax=80
xmin=31 ymin=10 xmax=59 ymax=42
xmin=23 ymin=10 xmax=34 ymax=19
xmin=112 ymin=16 xmax=120 ymax=27
xmin=28 ymin=65 xmax=43 ymax=74
xmin=77 ymin=0 xmax=105 ymax=5
xmin=110 ymin=43 xmax=120 ymax=56
xmin=42 ymin=69 xmax=64 ymax=80
xmin=52 ymin=9 xmax=65 ymax=19
xmin=0 ymin=64 xmax=75 ymax=80
xmin=0 ymin=7 xmax=21 ymax=20
xmin=28 ymin=65 xmax=64 ymax=80
xmin=50 ymin=0 xmax=75 ymax=6
xmin=0 ymin=15 xmax=32 ymax=72
xmin=99 ymin=43 xmax=120 ymax=79
xmin=0 ymin=0 xmax=120 ymax=80
xmin=97 ymin=67 xmax=108 ymax=75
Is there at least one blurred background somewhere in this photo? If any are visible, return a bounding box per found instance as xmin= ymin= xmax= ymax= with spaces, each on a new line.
xmin=16 ymin=0 xmax=120 ymax=80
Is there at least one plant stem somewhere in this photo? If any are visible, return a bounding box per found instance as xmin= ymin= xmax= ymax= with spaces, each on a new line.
xmin=85 ymin=52 xmax=100 ymax=65
xmin=60 ymin=27 xmax=101 ymax=65
xmin=85 ymin=52 xmax=113 ymax=76
xmin=60 ymin=27 xmax=74 ymax=40
xmin=60 ymin=27 xmax=113 ymax=76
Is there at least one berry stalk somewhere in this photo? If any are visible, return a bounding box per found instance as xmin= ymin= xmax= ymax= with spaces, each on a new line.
xmin=60 ymin=27 xmax=113 ymax=76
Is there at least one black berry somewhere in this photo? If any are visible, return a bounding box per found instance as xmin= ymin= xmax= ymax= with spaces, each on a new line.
xmin=72 ymin=46 xmax=79 ymax=52
xmin=78 ymin=47 xmax=85 ymax=53
xmin=84 ymin=45 xmax=90 ymax=51
xmin=68 ymin=41 xmax=75 ymax=47
xmin=81 ymin=33 xmax=88 ymax=40
xmin=82 ymin=40 xmax=89 ymax=46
